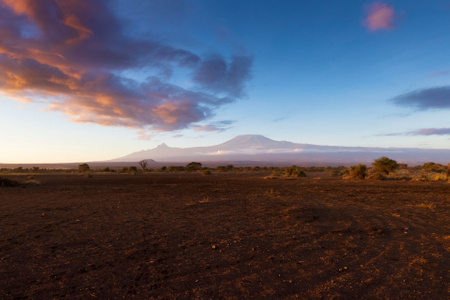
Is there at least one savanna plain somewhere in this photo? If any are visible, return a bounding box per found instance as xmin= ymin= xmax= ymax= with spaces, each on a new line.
xmin=0 ymin=168 xmax=449 ymax=299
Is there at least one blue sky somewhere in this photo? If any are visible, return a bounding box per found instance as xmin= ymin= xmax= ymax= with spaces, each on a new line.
xmin=1 ymin=0 xmax=450 ymax=163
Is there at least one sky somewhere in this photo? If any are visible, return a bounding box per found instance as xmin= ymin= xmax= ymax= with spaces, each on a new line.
xmin=1 ymin=0 xmax=450 ymax=163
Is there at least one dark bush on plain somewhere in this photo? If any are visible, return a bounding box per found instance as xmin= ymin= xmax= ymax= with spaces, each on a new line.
xmin=0 ymin=177 xmax=21 ymax=187
xmin=167 ymin=166 xmax=185 ymax=172
xmin=186 ymin=162 xmax=202 ymax=171
xmin=118 ymin=167 xmax=129 ymax=173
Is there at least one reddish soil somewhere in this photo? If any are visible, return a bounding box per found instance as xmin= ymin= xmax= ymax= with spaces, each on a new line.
xmin=0 ymin=173 xmax=449 ymax=299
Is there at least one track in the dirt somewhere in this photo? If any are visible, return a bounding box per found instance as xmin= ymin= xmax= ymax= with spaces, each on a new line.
xmin=0 ymin=173 xmax=448 ymax=299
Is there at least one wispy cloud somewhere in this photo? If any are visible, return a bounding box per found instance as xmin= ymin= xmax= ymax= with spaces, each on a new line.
xmin=378 ymin=112 xmax=411 ymax=119
xmin=380 ymin=127 xmax=450 ymax=136
xmin=364 ymin=2 xmax=395 ymax=32
xmin=0 ymin=0 xmax=252 ymax=132
xmin=272 ymin=116 xmax=287 ymax=123
xmin=137 ymin=130 xmax=154 ymax=140
xmin=390 ymin=86 xmax=450 ymax=110
xmin=192 ymin=120 xmax=234 ymax=132
xmin=431 ymin=70 xmax=449 ymax=77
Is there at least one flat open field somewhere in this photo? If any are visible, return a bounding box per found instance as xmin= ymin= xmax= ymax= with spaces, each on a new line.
xmin=1 ymin=173 xmax=449 ymax=299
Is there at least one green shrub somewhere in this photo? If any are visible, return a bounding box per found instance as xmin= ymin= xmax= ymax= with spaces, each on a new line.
xmin=372 ymin=157 xmax=399 ymax=175
xmin=83 ymin=171 xmax=92 ymax=178
xmin=348 ymin=164 xmax=367 ymax=179
xmin=284 ymin=166 xmax=306 ymax=177
xmin=128 ymin=166 xmax=138 ymax=175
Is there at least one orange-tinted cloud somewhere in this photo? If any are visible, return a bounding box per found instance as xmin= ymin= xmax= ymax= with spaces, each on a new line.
xmin=0 ymin=0 xmax=252 ymax=132
xmin=365 ymin=2 xmax=395 ymax=32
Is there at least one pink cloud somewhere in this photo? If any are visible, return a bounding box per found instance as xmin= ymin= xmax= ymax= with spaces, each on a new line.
xmin=365 ymin=2 xmax=395 ymax=32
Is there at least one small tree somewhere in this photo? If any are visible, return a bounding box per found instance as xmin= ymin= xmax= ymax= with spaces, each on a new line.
xmin=78 ymin=163 xmax=90 ymax=173
xmin=348 ymin=164 xmax=367 ymax=179
xmin=138 ymin=160 xmax=149 ymax=170
xmin=372 ymin=157 xmax=399 ymax=175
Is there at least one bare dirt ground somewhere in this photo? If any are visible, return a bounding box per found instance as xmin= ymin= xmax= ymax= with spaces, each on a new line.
xmin=0 ymin=172 xmax=449 ymax=299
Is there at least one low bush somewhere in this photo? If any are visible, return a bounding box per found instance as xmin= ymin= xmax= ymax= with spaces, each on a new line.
xmin=186 ymin=162 xmax=202 ymax=171
xmin=421 ymin=162 xmax=445 ymax=173
xmin=347 ymin=164 xmax=367 ymax=180
xmin=367 ymin=172 xmax=386 ymax=181
xmin=284 ymin=166 xmax=306 ymax=177
xmin=118 ymin=167 xmax=129 ymax=174
xmin=167 ymin=166 xmax=185 ymax=172
xmin=201 ymin=169 xmax=212 ymax=176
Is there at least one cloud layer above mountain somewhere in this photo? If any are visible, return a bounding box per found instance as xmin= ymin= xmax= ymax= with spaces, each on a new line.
xmin=0 ymin=0 xmax=252 ymax=131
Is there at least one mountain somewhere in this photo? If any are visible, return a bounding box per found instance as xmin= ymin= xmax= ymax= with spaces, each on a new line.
xmin=107 ymin=134 xmax=450 ymax=166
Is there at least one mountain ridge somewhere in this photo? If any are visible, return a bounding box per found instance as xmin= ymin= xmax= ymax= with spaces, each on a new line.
xmin=107 ymin=134 xmax=450 ymax=165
